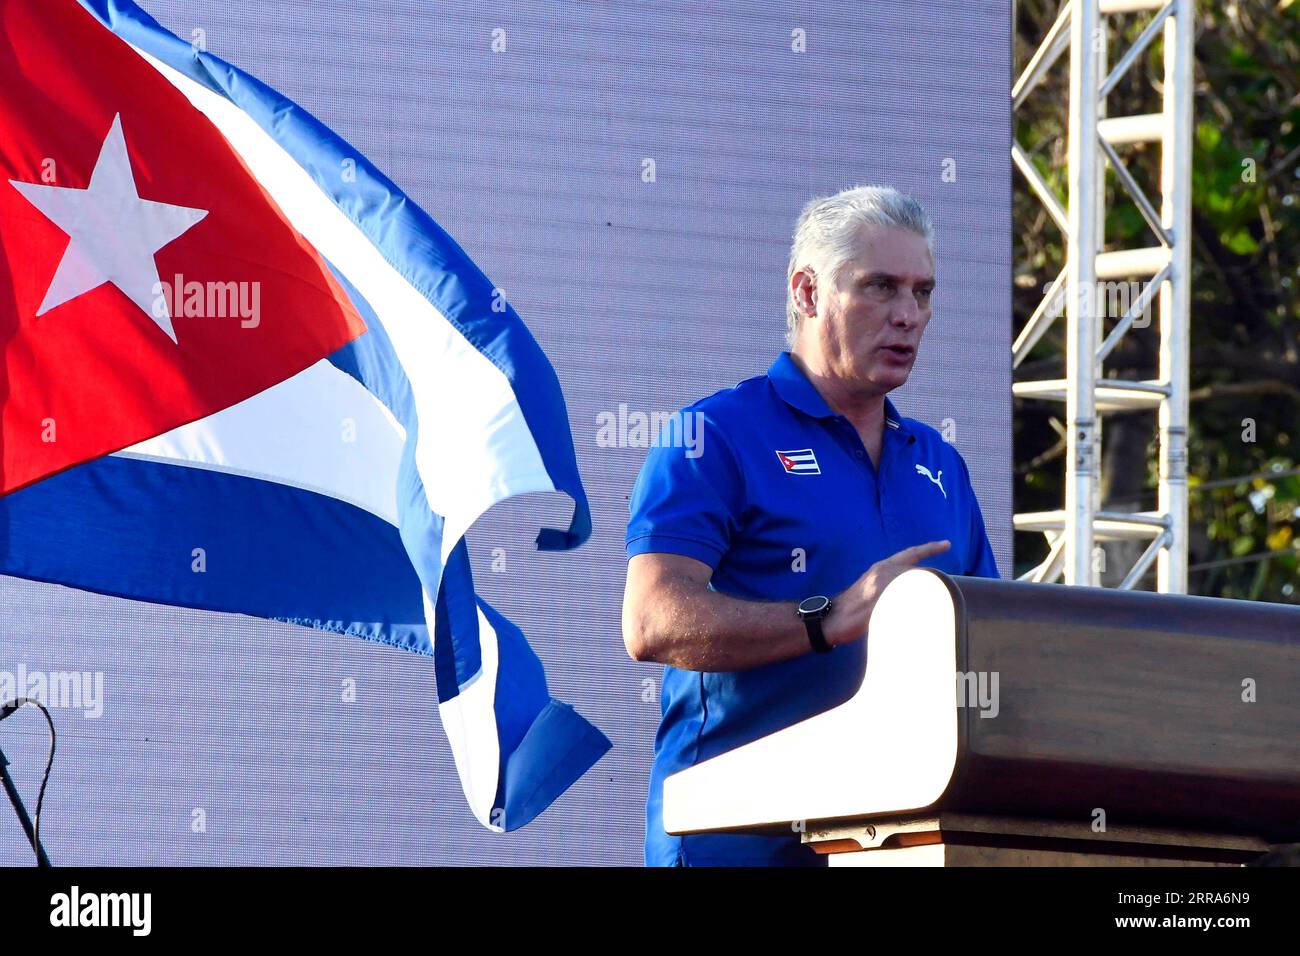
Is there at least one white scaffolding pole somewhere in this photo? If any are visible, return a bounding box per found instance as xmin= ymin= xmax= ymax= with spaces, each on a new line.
xmin=1157 ymin=1 xmax=1193 ymax=593
xmin=1065 ymin=0 xmax=1101 ymax=586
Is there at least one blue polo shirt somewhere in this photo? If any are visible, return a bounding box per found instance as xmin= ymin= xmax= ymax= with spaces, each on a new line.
xmin=626 ymin=352 xmax=999 ymax=867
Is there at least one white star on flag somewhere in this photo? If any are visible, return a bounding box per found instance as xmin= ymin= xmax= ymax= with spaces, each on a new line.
xmin=9 ymin=113 xmax=208 ymax=343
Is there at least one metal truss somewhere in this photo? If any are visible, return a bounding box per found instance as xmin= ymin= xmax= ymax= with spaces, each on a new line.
xmin=1012 ymin=0 xmax=1193 ymax=591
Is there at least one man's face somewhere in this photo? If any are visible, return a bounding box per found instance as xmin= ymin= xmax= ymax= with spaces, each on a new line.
xmin=796 ymin=224 xmax=934 ymax=395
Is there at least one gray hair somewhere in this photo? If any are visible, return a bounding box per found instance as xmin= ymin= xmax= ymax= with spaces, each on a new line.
xmin=785 ymin=185 xmax=935 ymax=346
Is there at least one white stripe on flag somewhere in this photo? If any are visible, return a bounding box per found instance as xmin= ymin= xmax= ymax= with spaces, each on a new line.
xmin=116 ymin=359 xmax=405 ymax=524
xmin=432 ymin=593 xmax=505 ymax=831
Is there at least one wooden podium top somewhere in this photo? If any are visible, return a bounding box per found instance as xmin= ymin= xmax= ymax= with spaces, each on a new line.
xmin=664 ymin=570 xmax=1300 ymax=843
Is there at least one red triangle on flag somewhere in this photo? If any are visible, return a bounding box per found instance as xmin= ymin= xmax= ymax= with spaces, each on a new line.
xmin=0 ymin=0 xmax=368 ymax=495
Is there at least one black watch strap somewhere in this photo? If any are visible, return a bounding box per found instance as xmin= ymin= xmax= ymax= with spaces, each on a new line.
xmin=804 ymin=615 xmax=832 ymax=654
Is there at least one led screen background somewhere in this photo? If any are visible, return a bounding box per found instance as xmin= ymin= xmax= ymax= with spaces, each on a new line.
xmin=0 ymin=0 xmax=1010 ymax=864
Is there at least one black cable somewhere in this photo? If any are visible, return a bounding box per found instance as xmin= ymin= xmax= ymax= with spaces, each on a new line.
xmin=0 ymin=698 xmax=56 ymax=866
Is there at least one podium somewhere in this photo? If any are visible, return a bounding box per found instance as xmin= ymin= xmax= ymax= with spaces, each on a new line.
xmin=663 ymin=570 xmax=1300 ymax=866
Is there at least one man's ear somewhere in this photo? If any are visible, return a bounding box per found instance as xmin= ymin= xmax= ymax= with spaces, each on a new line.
xmin=793 ymin=267 xmax=817 ymax=317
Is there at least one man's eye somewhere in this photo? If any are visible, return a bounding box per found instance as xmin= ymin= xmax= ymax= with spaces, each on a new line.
xmin=917 ymin=287 xmax=934 ymax=299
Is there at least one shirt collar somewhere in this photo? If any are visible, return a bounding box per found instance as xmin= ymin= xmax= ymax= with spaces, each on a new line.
xmin=767 ymin=351 xmax=912 ymax=436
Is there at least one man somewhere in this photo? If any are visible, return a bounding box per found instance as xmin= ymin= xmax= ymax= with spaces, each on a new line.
xmin=622 ymin=184 xmax=1000 ymax=867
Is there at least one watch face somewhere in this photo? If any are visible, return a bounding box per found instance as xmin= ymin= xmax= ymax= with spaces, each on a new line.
xmin=799 ymin=595 xmax=830 ymax=616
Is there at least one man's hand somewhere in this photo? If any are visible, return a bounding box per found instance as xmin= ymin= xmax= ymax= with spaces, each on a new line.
xmin=823 ymin=540 xmax=951 ymax=647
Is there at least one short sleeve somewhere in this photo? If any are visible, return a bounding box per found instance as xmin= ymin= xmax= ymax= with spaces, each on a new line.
xmin=956 ymin=450 xmax=1000 ymax=579
xmin=625 ymin=411 xmax=743 ymax=569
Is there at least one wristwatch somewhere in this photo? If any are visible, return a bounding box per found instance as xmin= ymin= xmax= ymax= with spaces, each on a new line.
xmin=797 ymin=595 xmax=833 ymax=654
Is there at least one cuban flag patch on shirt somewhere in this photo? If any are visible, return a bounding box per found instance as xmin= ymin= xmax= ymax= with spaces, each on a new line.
xmin=775 ymin=448 xmax=821 ymax=475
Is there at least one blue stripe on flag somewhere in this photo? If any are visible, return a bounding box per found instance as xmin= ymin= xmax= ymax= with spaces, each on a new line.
xmin=0 ymin=455 xmax=430 ymax=653
xmin=434 ymin=542 xmax=613 ymax=828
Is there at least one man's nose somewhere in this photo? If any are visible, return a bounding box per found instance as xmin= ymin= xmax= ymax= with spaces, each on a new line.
xmin=890 ymin=294 xmax=920 ymax=327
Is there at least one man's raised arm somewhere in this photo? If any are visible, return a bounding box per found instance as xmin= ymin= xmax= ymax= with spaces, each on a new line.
xmin=621 ymin=541 xmax=951 ymax=672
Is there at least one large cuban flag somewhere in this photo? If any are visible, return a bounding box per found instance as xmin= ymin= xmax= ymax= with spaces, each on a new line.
xmin=0 ymin=0 xmax=609 ymax=830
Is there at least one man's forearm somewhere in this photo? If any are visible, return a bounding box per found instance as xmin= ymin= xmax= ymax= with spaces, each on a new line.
xmin=623 ymin=541 xmax=951 ymax=673
xmin=625 ymin=574 xmax=814 ymax=672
